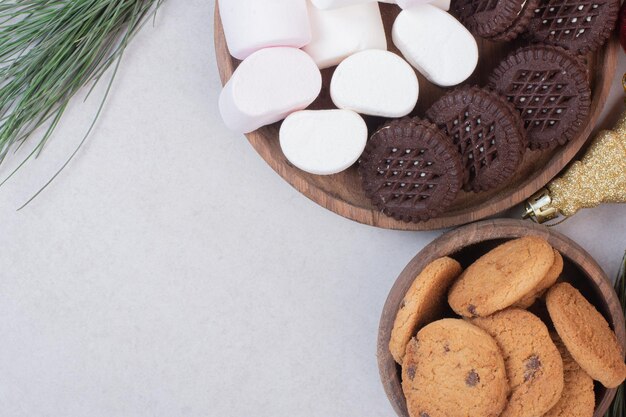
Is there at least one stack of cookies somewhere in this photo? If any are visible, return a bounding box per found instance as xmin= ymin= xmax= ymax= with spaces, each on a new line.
xmin=389 ymin=236 xmax=626 ymax=417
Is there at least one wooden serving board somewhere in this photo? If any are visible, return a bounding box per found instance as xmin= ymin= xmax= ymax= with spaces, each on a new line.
xmin=214 ymin=3 xmax=618 ymax=230
xmin=376 ymin=219 xmax=625 ymax=417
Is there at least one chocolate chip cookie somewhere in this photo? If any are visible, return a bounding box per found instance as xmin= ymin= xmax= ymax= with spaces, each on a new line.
xmin=471 ymin=309 xmax=564 ymax=417
xmin=547 ymin=282 xmax=626 ymax=388
xmin=402 ymin=319 xmax=509 ymax=417
xmin=389 ymin=256 xmax=463 ymax=364
xmin=514 ymin=249 xmax=563 ymax=309
xmin=543 ymin=333 xmax=595 ymax=417
xmin=448 ymin=236 xmax=555 ymax=317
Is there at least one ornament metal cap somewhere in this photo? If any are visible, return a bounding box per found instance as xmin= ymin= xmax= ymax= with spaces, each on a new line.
xmin=523 ymin=188 xmax=560 ymax=224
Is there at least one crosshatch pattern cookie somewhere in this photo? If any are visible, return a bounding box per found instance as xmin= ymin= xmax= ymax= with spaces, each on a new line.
xmin=488 ymin=45 xmax=591 ymax=150
xmin=544 ymin=333 xmax=595 ymax=417
xmin=490 ymin=0 xmax=541 ymax=41
xmin=547 ymin=282 xmax=626 ymax=388
xmin=514 ymin=249 xmax=563 ymax=309
xmin=389 ymin=257 xmax=463 ymax=364
xmin=359 ymin=118 xmax=464 ymax=223
xmin=453 ymin=0 xmax=525 ymax=38
xmin=471 ymin=309 xmax=564 ymax=417
xmin=426 ymin=86 xmax=526 ymax=192
xmin=402 ymin=319 xmax=509 ymax=417
xmin=448 ymin=236 xmax=555 ymax=317
xmin=525 ymin=0 xmax=620 ymax=54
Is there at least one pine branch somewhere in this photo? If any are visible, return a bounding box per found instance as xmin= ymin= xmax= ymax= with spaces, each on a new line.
xmin=0 ymin=0 xmax=164 ymax=201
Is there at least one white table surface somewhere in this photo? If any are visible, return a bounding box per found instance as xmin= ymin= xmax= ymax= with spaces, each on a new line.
xmin=0 ymin=1 xmax=624 ymax=416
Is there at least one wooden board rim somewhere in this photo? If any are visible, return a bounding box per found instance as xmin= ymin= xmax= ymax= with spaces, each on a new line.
xmin=213 ymin=4 xmax=619 ymax=231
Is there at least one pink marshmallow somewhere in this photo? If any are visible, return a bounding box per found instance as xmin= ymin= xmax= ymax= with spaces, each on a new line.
xmin=219 ymin=0 xmax=312 ymax=60
xmin=219 ymin=48 xmax=322 ymax=134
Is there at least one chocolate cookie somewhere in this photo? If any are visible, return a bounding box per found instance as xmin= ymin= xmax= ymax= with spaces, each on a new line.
xmin=453 ymin=0 xmax=527 ymax=39
xmin=359 ymin=118 xmax=464 ymax=222
xmin=448 ymin=236 xmax=555 ymax=317
xmin=514 ymin=249 xmax=563 ymax=309
xmin=488 ymin=45 xmax=591 ymax=150
xmin=389 ymin=257 xmax=463 ymax=364
xmin=526 ymin=0 xmax=620 ymax=54
xmin=544 ymin=333 xmax=595 ymax=417
xmin=471 ymin=309 xmax=564 ymax=417
xmin=402 ymin=319 xmax=509 ymax=417
xmin=426 ymin=86 xmax=526 ymax=192
xmin=490 ymin=0 xmax=542 ymax=41
xmin=546 ymin=282 xmax=626 ymax=388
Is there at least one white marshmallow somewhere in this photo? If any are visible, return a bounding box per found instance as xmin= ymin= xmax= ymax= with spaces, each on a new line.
xmin=392 ymin=5 xmax=478 ymax=87
xmin=311 ymin=0 xmax=384 ymax=9
xmin=304 ymin=1 xmax=387 ymax=69
xmin=396 ymin=0 xmax=449 ymax=10
xmin=280 ymin=110 xmax=367 ymax=175
xmin=219 ymin=48 xmax=322 ymax=134
xmin=428 ymin=0 xmax=451 ymax=11
xmin=219 ymin=0 xmax=311 ymax=60
xmin=330 ymin=50 xmax=419 ymax=118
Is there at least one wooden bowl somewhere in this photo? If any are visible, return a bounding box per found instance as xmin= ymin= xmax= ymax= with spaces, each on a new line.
xmin=214 ymin=4 xmax=618 ymax=230
xmin=376 ymin=219 xmax=625 ymax=417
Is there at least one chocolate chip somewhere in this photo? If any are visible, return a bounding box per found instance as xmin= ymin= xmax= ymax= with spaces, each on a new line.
xmin=407 ymin=366 xmax=416 ymax=381
xmin=467 ymin=304 xmax=478 ymax=317
xmin=400 ymin=300 xmax=406 ymax=309
xmin=524 ymin=355 xmax=542 ymax=382
xmin=443 ymin=343 xmax=450 ymax=353
xmin=466 ymin=369 xmax=480 ymax=386
xmin=419 ymin=412 xmax=431 ymax=417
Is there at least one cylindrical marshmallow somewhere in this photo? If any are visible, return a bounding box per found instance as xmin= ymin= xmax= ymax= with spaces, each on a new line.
xmin=311 ymin=0 xmax=385 ymax=9
xmin=280 ymin=110 xmax=368 ymax=175
xmin=397 ymin=0 xmax=450 ymax=10
xmin=392 ymin=5 xmax=478 ymax=87
xmin=219 ymin=0 xmax=311 ymax=60
xmin=303 ymin=1 xmax=387 ymax=69
xmin=219 ymin=48 xmax=322 ymax=134
xmin=330 ymin=49 xmax=419 ymax=118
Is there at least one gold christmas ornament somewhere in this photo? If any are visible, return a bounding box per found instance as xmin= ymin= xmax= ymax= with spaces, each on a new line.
xmin=524 ymin=110 xmax=626 ymax=224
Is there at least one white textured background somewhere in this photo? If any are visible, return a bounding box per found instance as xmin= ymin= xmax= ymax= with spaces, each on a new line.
xmin=0 ymin=1 xmax=624 ymax=416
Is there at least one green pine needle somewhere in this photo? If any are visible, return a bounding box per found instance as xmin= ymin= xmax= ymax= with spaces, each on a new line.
xmin=606 ymin=253 xmax=625 ymax=417
xmin=0 ymin=0 xmax=163 ymax=204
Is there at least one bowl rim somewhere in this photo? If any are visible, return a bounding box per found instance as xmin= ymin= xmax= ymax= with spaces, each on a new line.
xmin=376 ymin=218 xmax=626 ymax=417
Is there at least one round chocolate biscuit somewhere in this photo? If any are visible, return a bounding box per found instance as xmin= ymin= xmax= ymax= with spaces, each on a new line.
xmin=358 ymin=118 xmax=463 ymax=223
xmin=426 ymin=86 xmax=526 ymax=192
xmin=453 ymin=0 xmax=528 ymax=38
xmin=490 ymin=0 xmax=541 ymax=42
xmin=525 ymin=0 xmax=619 ymax=54
xmin=488 ymin=45 xmax=591 ymax=150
